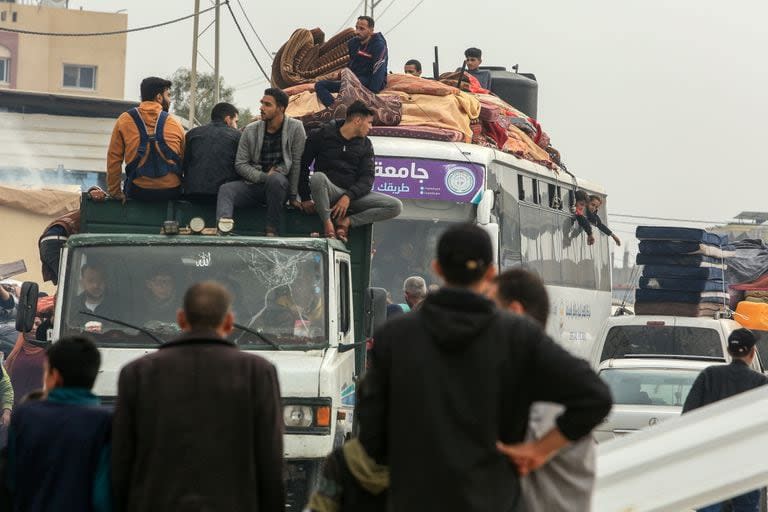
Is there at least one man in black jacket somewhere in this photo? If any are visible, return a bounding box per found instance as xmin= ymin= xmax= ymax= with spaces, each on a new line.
xmin=357 ymin=224 xmax=612 ymax=512
xmin=112 ymin=281 xmax=284 ymax=511
xmin=299 ymin=100 xmax=401 ymax=242
xmin=683 ymin=328 xmax=768 ymax=511
xmin=182 ymin=102 xmax=241 ymax=196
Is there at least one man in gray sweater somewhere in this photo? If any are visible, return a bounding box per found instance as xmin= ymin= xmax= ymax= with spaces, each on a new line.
xmin=216 ymin=88 xmax=306 ymax=235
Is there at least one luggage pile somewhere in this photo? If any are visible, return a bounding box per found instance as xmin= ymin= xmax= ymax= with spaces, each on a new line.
xmin=634 ymin=226 xmax=732 ymax=317
xmin=274 ymin=27 xmax=562 ymax=171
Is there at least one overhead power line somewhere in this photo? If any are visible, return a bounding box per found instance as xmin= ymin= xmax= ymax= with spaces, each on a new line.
xmin=0 ymin=4 xmax=218 ymax=37
xmin=224 ymin=0 xmax=271 ymax=81
xmin=375 ymin=0 xmax=398 ymax=20
xmin=235 ymin=0 xmax=273 ymax=60
xmin=337 ymin=0 xmax=365 ymax=33
xmin=610 ymin=213 xmax=727 ymax=225
xmin=384 ymin=0 xmax=425 ymax=36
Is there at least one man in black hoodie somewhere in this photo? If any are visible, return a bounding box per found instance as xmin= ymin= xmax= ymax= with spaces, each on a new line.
xmin=299 ymin=101 xmax=401 ymax=241
xmin=357 ymin=224 xmax=612 ymax=512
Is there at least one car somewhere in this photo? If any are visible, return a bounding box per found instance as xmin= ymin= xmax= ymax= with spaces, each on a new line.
xmin=593 ymin=356 xmax=725 ymax=443
xmin=590 ymin=315 xmax=763 ymax=373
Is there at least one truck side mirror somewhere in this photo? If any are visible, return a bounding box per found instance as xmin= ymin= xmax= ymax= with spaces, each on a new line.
xmin=15 ymin=281 xmax=39 ymax=333
xmin=364 ymin=287 xmax=388 ymax=338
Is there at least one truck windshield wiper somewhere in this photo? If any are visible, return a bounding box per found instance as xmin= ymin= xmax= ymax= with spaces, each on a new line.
xmin=78 ymin=311 xmax=164 ymax=345
xmin=233 ymin=322 xmax=282 ymax=351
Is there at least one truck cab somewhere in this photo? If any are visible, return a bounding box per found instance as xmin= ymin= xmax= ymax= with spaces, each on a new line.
xmin=50 ymin=195 xmax=382 ymax=506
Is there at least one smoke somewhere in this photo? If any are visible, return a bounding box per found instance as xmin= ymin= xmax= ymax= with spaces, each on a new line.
xmin=0 ymin=112 xmax=109 ymax=190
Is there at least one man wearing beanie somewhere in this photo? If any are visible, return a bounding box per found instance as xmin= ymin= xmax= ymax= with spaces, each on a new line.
xmin=357 ymin=223 xmax=612 ymax=512
xmin=683 ymin=327 xmax=768 ymax=511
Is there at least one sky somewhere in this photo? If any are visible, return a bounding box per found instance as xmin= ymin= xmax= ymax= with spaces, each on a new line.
xmin=73 ymin=0 xmax=768 ymax=260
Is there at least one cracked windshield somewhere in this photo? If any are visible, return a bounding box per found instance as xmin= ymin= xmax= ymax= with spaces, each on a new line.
xmin=60 ymin=245 xmax=325 ymax=348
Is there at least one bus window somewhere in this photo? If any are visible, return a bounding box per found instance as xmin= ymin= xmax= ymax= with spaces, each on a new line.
xmin=532 ymin=180 xmax=541 ymax=205
xmin=539 ymin=182 xmax=550 ymax=208
xmin=548 ymin=184 xmax=562 ymax=209
xmin=520 ymin=176 xmax=535 ymax=203
xmin=517 ymin=175 xmax=525 ymax=201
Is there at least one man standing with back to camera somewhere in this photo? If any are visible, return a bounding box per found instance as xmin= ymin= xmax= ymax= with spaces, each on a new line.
xmin=357 ymin=223 xmax=612 ymax=512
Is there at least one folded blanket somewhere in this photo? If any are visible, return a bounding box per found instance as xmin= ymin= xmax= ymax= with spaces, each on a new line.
xmin=731 ymin=274 xmax=768 ymax=291
xmin=382 ymin=90 xmax=480 ymax=142
xmin=636 ymin=254 xmax=725 ymax=268
xmin=642 ymin=265 xmax=724 ymax=281
xmin=369 ymin=125 xmax=465 ymax=142
xmin=296 ymin=68 xmax=402 ymax=128
xmin=635 ymin=289 xmax=730 ymax=304
xmin=271 ymin=28 xmax=355 ymax=88
xmin=638 ymin=241 xmax=735 ymax=259
xmin=639 ymin=277 xmax=725 ymax=292
xmin=634 ymin=301 xmax=725 ymax=317
xmin=382 ymin=73 xmax=457 ymax=97
xmin=284 ymin=83 xmax=318 ymax=96
xmin=636 ymin=226 xmax=728 ymax=246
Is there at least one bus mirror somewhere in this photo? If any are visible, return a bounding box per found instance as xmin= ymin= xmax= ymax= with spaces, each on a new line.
xmin=364 ymin=287 xmax=388 ymax=338
xmin=15 ymin=281 xmax=39 ymax=333
xmin=477 ymin=190 xmax=494 ymax=225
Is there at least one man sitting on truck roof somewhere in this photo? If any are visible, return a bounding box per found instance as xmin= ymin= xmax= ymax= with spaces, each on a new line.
xmin=182 ymin=102 xmax=241 ymax=197
xmin=298 ymin=101 xmax=402 ymax=242
xmin=106 ymin=77 xmax=185 ymax=202
xmin=314 ymin=16 xmax=388 ymax=108
xmin=216 ymin=88 xmax=306 ymax=236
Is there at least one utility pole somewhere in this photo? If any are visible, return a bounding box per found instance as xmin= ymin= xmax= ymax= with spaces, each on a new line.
xmin=364 ymin=0 xmax=368 ymax=18
xmin=214 ymin=0 xmax=221 ymax=104
xmin=188 ymin=0 xmax=200 ymax=127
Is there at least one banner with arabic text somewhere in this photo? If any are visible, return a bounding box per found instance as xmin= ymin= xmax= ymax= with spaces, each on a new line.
xmin=373 ymin=157 xmax=485 ymax=204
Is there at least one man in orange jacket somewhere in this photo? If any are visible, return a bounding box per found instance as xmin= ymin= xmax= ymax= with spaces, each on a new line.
xmin=107 ymin=77 xmax=185 ymax=201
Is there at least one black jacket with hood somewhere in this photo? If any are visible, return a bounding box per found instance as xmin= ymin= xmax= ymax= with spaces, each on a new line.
xmin=357 ymin=287 xmax=612 ymax=512
xmin=298 ymin=121 xmax=375 ymax=202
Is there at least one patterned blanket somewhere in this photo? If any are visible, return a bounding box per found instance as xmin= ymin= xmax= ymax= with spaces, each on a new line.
xmin=271 ymin=28 xmax=355 ymax=88
xmin=295 ymin=68 xmax=401 ymax=128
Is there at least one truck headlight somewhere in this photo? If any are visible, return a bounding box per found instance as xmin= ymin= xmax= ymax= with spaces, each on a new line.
xmin=282 ymin=398 xmax=332 ymax=434
xmin=283 ymin=406 xmax=313 ymax=428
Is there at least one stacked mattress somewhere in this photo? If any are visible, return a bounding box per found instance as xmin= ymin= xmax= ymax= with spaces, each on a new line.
xmin=634 ymin=226 xmax=732 ymax=317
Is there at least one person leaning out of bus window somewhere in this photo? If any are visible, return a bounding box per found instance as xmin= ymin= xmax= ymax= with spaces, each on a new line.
xmin=106 ymin=77 xmax=185 ymax=202
xmin=571 ymin=190 xmax=595 ymax=245
xmin=587 ymin=195 xmax=621 ymax=246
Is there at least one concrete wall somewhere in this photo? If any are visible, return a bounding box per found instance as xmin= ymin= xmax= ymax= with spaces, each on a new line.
xmin=0 ymin=185 xmax=81 ymax=295
xmin=0 ymin=4 xmax=126 ymax=99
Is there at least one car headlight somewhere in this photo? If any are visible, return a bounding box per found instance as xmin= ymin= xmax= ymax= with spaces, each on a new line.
xmin=282 ymin=398 xmax=332 ymax=433
xmin=283 ymin=405 xmax=313 ymax=428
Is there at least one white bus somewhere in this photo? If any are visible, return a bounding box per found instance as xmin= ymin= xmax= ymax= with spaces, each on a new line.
xmin=369 ymin=136 xmax=612 ymax=359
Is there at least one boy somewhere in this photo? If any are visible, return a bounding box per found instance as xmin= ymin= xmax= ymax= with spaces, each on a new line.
xmin=6 ymin=336 xmax=111 ymax=512
xmin=587 ymin=195 xmax=621 ymax=246
xmin=571 ymin=190 xmax=595 ymax=245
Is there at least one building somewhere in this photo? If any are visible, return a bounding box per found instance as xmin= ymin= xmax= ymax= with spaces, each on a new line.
xmin=0 ymin=0 xmax=127 ymax=99
xmin=0 ymin=89 xmax=137 ymax=187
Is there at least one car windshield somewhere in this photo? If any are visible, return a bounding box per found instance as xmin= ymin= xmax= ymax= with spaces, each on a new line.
xmin=600 ymin=326 xmax=722 ymax=361
xmin=600 ymin=367 xmax=703 ymax=406
xmin=61 ymin=245 xmax=326 ymax=349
